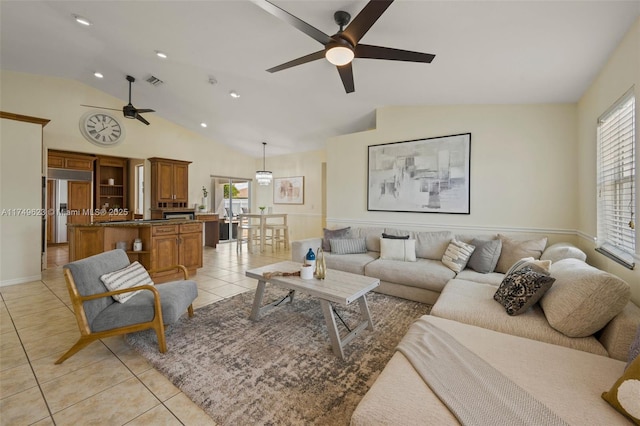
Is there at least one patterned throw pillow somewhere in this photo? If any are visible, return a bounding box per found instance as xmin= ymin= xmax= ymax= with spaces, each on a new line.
xmin=493 ymin=267 xmax=556 ymax=316
xmin=379 ymin=238 xmax=417 ymax=262
xmin=601 ymin=357 xmax=640 ymax=424
xmin=442 ymin=240 xmax=476 ymax=273
xmin=330 ymin=238 xmax=367 ymax=255
xmin=628 ymin=325 xmax=640 ymax=369
xmin=100 ymin=261 xmax=154 ymax=303
xmin=322 ymin=227 xmax=350 ymax=251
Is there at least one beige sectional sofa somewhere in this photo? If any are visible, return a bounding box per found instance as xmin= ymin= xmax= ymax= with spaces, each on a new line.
xmin=291 ymin=227 xmax=640 ymax=424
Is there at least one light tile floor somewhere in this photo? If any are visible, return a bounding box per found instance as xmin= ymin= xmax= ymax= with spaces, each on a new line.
xmin=1 ymin=242 xmax=291 ymax=425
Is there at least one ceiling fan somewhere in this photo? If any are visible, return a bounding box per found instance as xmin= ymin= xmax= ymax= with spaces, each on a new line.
xmin=82 ymin=75 xmax=155 ymax=125
xmin=253 ymin=0 xmax=435 ymax=94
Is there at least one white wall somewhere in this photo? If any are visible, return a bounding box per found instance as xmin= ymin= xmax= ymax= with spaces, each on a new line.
xmin=327 ymin=104 xmax=578 ymax=244
xmin=0 ymin=117 xmax=43 ymax=285
xmin=577 ymin=18 xmax=640 ymax=303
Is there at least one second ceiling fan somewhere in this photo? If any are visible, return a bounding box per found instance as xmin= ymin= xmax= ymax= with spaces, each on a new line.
xmin=253 ymin=0 xmax=436 ymax=93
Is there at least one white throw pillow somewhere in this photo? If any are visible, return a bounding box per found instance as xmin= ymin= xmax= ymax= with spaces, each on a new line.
xmin=100 ymin=261 xmax=154 ymax=303
xmin=442 ymin=239 xmax=476 ymax=273
xmin=379 ymin=238 xmax=417 ymax=262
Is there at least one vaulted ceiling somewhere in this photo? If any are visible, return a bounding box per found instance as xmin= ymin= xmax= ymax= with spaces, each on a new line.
xmin=1 ymin=1 xmax=638 ymax=158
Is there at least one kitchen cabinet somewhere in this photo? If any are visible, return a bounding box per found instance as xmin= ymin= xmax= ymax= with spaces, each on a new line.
xmin=94 ymin=155 xmax=131 ymax=222
xmin=48 ymin=150 xmax=94 ymax=171
xmin=149 ymin=157 xmax=191 ymax=209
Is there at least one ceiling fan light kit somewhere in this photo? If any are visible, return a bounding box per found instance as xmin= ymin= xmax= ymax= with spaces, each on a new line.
xmin=254 ymin=0 xmax=435 ymax=93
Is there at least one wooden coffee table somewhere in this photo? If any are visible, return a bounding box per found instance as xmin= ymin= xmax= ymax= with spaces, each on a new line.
xmin=246 ymin=261 xmax=380 ymax=359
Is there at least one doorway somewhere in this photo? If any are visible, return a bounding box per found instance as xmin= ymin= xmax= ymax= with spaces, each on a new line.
xmin=211 ymin=176 xmax=251 ymax=243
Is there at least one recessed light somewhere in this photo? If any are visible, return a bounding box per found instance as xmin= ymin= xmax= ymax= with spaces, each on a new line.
xmin=155 ymin=51 xmax=167 ymax=59
xmin=200 ymin=123 xmax=207 ymax=128
xmin=93 ymin=72 xmax=103 ymax=79
xmin=73 ymin=14 xmax=92 ymax=26
xmin=229 ymin=91 xmax=240 ymax=99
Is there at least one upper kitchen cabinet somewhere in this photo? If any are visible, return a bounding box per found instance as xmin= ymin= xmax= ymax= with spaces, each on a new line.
xmin=149 ymin=157 xmax=191 ymax=209
xmin=94 ymin=155 xmax=131 ymax=222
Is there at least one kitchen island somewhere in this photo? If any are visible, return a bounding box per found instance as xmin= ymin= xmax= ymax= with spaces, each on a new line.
xmin=68 ymin=219 xmax=203 ymax=282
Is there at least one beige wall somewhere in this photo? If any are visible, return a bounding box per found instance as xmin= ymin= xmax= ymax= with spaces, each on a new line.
xmin=0 ymin=117 xmax=43 ymax=285
xmin=577 ymin=18 xmax=640 ymax=303
xmin=0 ymin=71 xmax=257 ymax=211
xmin=253 ymin=149 xmax=326 ymax=240
xmin=326 ymin=104 xmax=578 ymax=242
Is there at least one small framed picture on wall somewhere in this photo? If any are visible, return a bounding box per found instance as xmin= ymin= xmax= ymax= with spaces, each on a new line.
xmin=273 ymin=176 xmax=304 ymax=204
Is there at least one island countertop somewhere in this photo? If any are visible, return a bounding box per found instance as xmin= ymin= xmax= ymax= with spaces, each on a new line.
xmin=67 ymin=219 xmax=202 ymax=228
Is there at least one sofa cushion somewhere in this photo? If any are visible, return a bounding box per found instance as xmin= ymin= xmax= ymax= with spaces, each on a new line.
xmin=365 ymin=259 xmax=455 ymax=293
xmin=322 ymin=227 xmax=350 ymax=251
xmin=601 ymin=357 xmax=640 ymax=424
xmin=493 ymin=267 xmax=556 ymax=316
xmin=441 ymin=239 xmax=475 ymax=273
xmin=354 ymin=227 xmax=385 ymax=252
xmin=541 ymin=242 xmax=587 ymax=263
xmin=324 ymin=252 xmax=378 ymax=276
xmin=628 ymin=325 xmax=640 ymax=368
xmin=541 ymin=258 xmax=631 ymax=338
xmin=100 ymin=261 xmax=154 ymax=303
xmin=495 ymin=234 xmax=547 ymax=273
xmin=455 ymin=270 xmax=504 ymax=286
xmin=597 ymin=302 xmax=640 ymax=362
xmin=413 ymin=231 xmax=454 ymax=260
xmin=467 ymin=238 xmax=502 ymax=273
xmin=431 ymin=279 xmax=608 ymax=356
xmin=329 ymin=238 xmax=367 ymax=255
xmin=380 ymin=238 xmax=416 ymax=262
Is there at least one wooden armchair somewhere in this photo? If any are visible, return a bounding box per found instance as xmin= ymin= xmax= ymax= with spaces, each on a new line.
xmin=55 ymin=249 xmax=198 ymax=364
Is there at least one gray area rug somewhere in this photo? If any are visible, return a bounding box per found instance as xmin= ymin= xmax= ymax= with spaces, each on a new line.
xmin=125 ymin=287 xmax=430 ymax=425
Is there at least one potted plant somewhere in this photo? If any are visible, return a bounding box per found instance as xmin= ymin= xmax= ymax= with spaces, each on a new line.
xmin=259 ymin=206 xmax=266 ymax=214
xmin=201 ymin=186 xmax=208 ymax=211
xmin=198 ymin=204 xmax=207 ymax=212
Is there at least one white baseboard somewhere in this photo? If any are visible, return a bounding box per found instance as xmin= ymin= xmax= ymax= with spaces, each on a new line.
xmin=0 ymin=274 xmax=42 ymax=287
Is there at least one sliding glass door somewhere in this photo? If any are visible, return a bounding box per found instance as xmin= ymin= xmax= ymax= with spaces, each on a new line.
xmin=211 ymin=176 xmax=251 ymax=243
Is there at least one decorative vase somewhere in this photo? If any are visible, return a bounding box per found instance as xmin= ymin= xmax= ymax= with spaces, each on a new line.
xmin=314 ymin=247 xmax=326 ymax=280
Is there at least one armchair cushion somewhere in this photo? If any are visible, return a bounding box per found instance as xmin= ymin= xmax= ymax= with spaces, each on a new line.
xmin=64 ymin=249 xmax=131 ymax=327
xmin=91 ymin=280 xmax=198 ymax=332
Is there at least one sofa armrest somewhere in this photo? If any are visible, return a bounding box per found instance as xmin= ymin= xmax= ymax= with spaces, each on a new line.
xmin=598 ymin=301 xmax=640 ymax=361
xmin=291 ymin=238 xmax=323 ymax=263
xmin=541 ymin=242 xmax=587 ymax=263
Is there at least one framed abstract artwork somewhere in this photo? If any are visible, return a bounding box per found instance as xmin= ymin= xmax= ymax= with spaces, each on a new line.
xmin=367 ymin=133 xmax=471 ymax=214
xmin=274 ymin=176 xmax=304 ymax=204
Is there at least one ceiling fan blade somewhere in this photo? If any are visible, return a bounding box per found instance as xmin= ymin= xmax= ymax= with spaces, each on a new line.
xmin=81 ymin=104 xmax=121 ymax=112
xmin=267 ymin=50 xmax=325 ymax=73
xmin=337 ymin=63 xmax=354 ymax=94
xmin=355 ymin=44 xmax=435 ymax=63
xmin=135 ymin=108 xmax=155 ymax=114
xmin=135 ymin=114 xmax=150 ymax=126
xmin=252 ymin=0 xmax=332 ymax=45
xmin=341 ymin=0 xmax=394 ymax=46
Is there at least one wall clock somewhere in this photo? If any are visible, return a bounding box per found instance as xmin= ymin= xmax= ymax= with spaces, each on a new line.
xmin=79 ymin=110 xmax=126 ymax=147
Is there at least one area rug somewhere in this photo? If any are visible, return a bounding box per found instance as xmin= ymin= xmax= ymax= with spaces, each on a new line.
xmin=125 ymin=287 xmax=430 ymax=425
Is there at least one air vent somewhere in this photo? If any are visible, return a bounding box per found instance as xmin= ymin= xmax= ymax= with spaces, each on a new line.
xmin=146 ymin=75 xmax=164 ymax=86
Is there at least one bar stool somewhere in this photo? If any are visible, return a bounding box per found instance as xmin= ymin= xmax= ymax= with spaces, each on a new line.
xmin=265 ymin=223 xmax=289 ymax=252
xmin=237 ymin=215 xmax=260 ymax=253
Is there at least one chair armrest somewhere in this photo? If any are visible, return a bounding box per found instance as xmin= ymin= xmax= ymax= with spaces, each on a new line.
xmin=80 ymin=284 xmax=159 ymax=301
xmin=291 ymin=237 xmax=323 ymax=263
xmin=148 ymin=264 xmax=189 ymax=280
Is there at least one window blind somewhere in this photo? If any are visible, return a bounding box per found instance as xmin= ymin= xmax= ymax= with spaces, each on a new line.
xmin=596 ymin=89 xmax=636 ymax=268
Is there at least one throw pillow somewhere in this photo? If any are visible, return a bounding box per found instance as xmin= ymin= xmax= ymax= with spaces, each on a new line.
xmin=495 ymin=234 xmax=548 ymax=273
xmin=504 ymin=257 xmax=552 ymax=277
xmin=379 ymin=238 xmax=417 ymax=262
xmin=322 ymin=227 xmax=350 ymax=251
xmin=100 ymin=261 xmax=154 ymax=303
xmin=540 ymin=242 xmax=587 ymax=263
xmin=442 ymin=240 xmax=476 ymax=273
xmin=540 ymin=258 xmax=631 ymax=337
xmin=466 ymin=239 xmax=502 ymax=273
xmin=493 ymin=266 xmax=556 ymax=316
xmin=330 ymin=238 xmax=367 ymax=255
xmin=381 ymin=232 xmax=410 ymax=239
xmin=601 ymin=357 xmax=640 ymax=424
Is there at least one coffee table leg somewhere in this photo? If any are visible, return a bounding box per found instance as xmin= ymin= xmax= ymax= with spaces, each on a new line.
xmin=250 ymin=279 xmax=267 ymax=320
xmin=358 ymin=295 xmax=374 ymax=330
xmin=320 ymin=299 xmax=344 ymax=359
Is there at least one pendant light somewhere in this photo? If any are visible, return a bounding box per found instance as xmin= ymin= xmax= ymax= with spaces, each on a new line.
xmin=256 ymin=142 xmax=272 ymax=186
